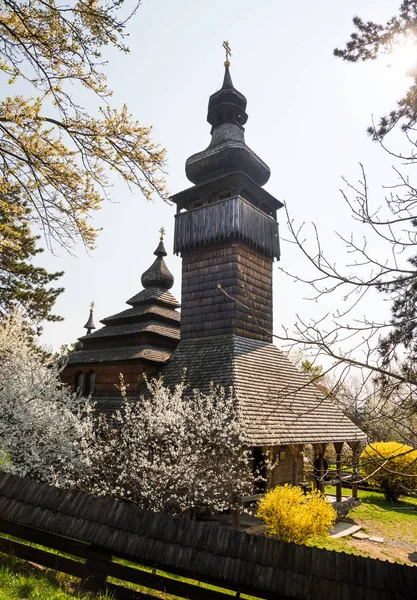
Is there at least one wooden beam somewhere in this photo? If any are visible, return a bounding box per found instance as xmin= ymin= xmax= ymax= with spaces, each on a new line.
xmin=333 ymin=442 xmax=344 ymax=502
xmin=288 ymin=444 xmax=302 ymax=486
xmin=313 ymin=443 xmax=327 ymax=493
xmin=348 ymin=441 xmax=361 ymax=499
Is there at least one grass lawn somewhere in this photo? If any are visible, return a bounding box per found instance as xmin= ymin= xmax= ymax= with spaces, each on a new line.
xmin=0 ymin=549 xmax=262 ymax=600
xmin=0 ymin=553 xmax=110 ymax=600
xmin=307 ymin=487 xmax=417 ymax=565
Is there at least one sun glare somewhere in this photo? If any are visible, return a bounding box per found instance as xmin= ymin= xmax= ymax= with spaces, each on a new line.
xmin=383 ymin=38 xmax=417 ymax=78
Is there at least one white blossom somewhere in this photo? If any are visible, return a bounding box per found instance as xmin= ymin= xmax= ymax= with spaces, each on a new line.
xmin=0 ymin=314 xmax=91 ymax=482
xmin=0 ymin=315 xmax=253 ymax=513
xmin=69 ymin=375 xmax=253 ymax=513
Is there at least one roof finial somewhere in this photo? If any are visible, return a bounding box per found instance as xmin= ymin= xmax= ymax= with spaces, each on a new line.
xmin=159 ymin=226 xmax=166 ymax=241
xmin=223 ymin=40 xmax=231 ymax=67
xmin=84 ymin=301 xmax=96 ymax=334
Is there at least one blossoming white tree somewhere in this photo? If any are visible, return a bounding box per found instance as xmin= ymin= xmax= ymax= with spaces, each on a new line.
xmin=0 ymin=314 xmax=90 ymax=482
xmin=0 ymin=315 xmax=252 ymax=513
xmin=69 ymin=375 xmax=253 ymax=514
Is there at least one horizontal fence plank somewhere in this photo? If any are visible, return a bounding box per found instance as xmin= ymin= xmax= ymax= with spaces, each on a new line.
xmin=110 ymin=552 xmax=289 ymax=600
xmin=107 ymin=560 xmax=243 ymax=600
xmin=0 ymin=536 xmax=85 ymax=579
xmin=0 ymin=518 xmax=90 ymax=560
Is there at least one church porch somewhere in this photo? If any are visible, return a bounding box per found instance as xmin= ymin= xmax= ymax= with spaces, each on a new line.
xmin=253 ymin=440 xmax=363 ymax=503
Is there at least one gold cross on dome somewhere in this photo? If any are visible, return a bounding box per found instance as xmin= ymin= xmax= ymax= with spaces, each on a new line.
xmin=159 ymin=226 xmax=166 ymax=241
xmin=223 ymin=40 xmax=232 ymax=65
xmin=90 ymin=300 xmax=95 ymax=312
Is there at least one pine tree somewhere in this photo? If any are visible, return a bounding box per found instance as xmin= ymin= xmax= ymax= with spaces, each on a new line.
xmin=1 ymin=191 xmax=63 ymax=328
xmin=334 ymin=0 xmax=417 ymax=137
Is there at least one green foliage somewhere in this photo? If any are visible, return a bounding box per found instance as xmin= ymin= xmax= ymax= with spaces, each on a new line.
xmin=300 ymin=359 xmax=323 ymax=379
xmin=257 ymin=484 xmax=336 ymax=544
xmin=0 ymin=449 xmax=11 ymax=469
xmin=0 ymin=191 xmax=63 ymax=328
xmin=361 ymin=442 xmax=417 ymax=502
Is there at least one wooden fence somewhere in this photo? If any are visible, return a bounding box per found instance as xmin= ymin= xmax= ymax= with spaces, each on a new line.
xmin=0 ymin=472 xmax=415 ymax=600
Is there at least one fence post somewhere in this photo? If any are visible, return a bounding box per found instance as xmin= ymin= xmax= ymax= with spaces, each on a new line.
xmin=81 ymin=544 xmax=112 ymax=593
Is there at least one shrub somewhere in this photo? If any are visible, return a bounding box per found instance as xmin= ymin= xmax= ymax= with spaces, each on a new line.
xmin=361 ymin=442 xmax=417 ymax=502
xmin=256 ymin=484 xmax=336 ymax=544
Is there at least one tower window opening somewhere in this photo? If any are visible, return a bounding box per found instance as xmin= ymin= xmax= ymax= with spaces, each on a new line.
xmin=192 ymin=199 xmax=204 ymax=209
xmin=214 ymin=189 xmax=233 ymax=202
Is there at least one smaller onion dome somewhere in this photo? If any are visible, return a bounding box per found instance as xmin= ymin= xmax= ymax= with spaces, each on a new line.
xmin=141 ymin=229 xmax=174 ymax=290
xmin=84 ymin=301 xmax=96 ymax=335
xmin=207 ymin=65 xmax=248 ymax=132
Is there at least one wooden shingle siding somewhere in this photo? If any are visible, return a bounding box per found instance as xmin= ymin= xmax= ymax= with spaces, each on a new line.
xmin=0 ymin=473 xmax=414 ymax=600
xmin=181 ymin=242 xmax=273 ymax=341
xmin=174 ymin=195 xmax=280 ymax=259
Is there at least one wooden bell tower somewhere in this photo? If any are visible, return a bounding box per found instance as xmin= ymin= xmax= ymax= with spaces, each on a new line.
xmin=172 ymin=57 xmax=283 ymax=342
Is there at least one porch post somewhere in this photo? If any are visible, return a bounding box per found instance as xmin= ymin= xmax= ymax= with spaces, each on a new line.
xmin=313 ymin=443 xmax=327 ymax=493
xmin=288 ymin=444 xmax=303 ymax=485
xmin=333 ymin=442 xmax=344 ymax=502
xmin=348 ymin=441 xmax=360 ymax=499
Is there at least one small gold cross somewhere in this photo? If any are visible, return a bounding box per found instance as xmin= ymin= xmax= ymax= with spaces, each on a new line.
xmin=159 ymin=226 xmax=166 ymax=241
xmin=90 ymin=300 xmax=95 ymax=312
xmin=222 ymin=40 xmax=232 ymax=66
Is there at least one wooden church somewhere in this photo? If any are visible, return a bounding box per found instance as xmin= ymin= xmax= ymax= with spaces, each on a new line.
xmin=62 ymin=55 xmax=366 ymax=492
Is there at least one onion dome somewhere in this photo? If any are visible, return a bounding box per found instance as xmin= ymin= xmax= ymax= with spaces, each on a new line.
xmin=185 ymin=64 xmax=270 ymax=187
xmin=84 ymin=302 xmax=96 ymax=335
xmin=141 ymin=234 xmax=174 ymax=290
xmin=207 ymin=66 xmax=248 ymax=132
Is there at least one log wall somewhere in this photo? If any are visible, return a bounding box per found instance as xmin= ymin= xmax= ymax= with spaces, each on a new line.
xmin=61 ymin=362 xmax=159 ymax=397
xmin=270 ymin=446 xmax=304 ymax=487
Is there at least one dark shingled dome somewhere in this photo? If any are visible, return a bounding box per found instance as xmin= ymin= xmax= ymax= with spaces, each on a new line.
xmin=141 ymin=240 xmax=174 ymax=290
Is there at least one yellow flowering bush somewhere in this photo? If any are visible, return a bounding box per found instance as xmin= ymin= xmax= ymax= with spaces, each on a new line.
xmin=361 ymin=442 xmax=417 ymax=502
xmin=257 ymin=484 xmax=336 ymax=544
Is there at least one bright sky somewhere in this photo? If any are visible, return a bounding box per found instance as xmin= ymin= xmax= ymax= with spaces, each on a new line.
xmin=35 ymin=0 xmax=416 ymax=352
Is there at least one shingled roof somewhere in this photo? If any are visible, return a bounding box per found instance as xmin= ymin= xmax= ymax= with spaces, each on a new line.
xmin=68 ymin=240 xmax=180 ymax=368
xmin=161 ymin=334 xmax=366 ymax=446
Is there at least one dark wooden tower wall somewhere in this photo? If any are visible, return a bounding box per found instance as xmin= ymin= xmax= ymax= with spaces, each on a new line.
xmin=181 ymin=241 xmax=273 ymax=341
